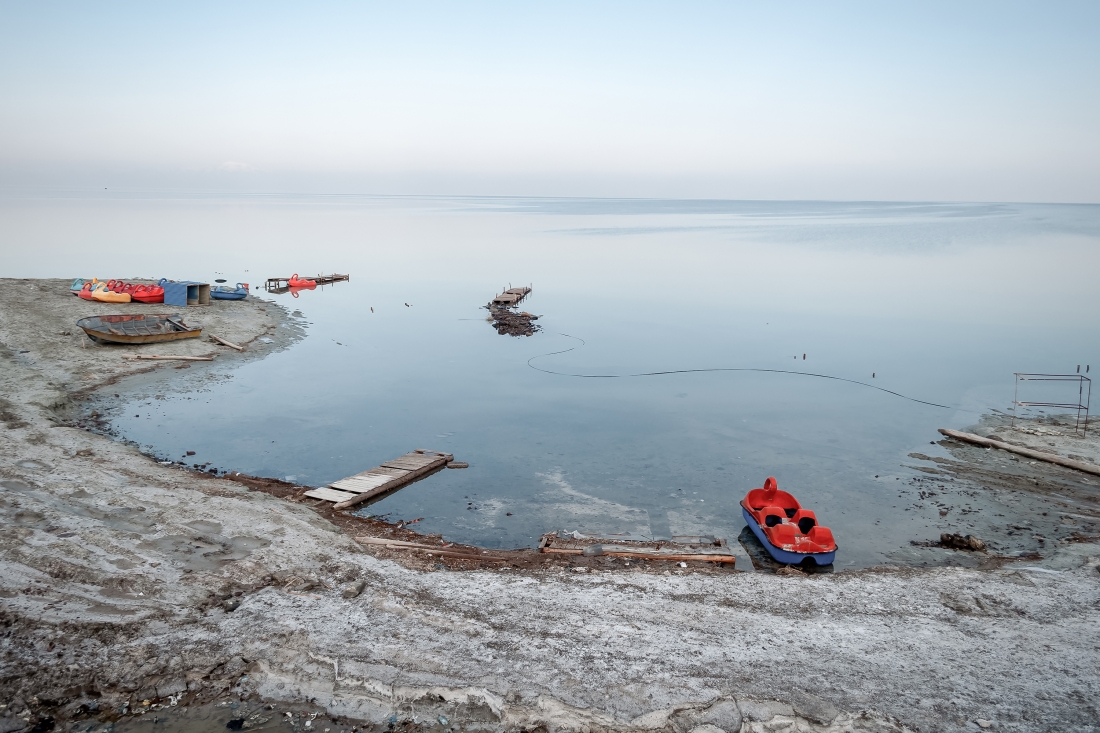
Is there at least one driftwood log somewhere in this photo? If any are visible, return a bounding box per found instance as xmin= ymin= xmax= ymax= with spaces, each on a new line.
xmin=540 ymin=547 xmax=737 ymax=564
xmin=937 ymin=429 xmax=1100 ymax=477
xmin=354 ymin=536 xmax=506 ymax=562
xmin=209 ymin=335 xmax=243 ymax=351
xmin=122 ymin=355 xmax=215 ymax=362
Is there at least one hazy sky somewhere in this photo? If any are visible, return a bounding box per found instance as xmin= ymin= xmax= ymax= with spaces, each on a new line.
xmin=1 ymin=2 xmax=1098 ymax=201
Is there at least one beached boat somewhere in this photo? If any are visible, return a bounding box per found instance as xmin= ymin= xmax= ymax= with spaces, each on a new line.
xmin=88 ymin=283 xmax=131 ymax=303
xmin=211 ymin=282 xmax=249 ymax=300
xmin=130 ymin=284 xmax=164 ymax=303
xmin=76 ymin=314 xmax=202 ymax=344
xmin=740 ymin=477 xmax=837 ymax=566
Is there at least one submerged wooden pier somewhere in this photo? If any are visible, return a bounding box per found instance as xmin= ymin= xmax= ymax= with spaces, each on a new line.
xmin=304 ymin=449 xmax=454 ymax=510
xmin=491 ymin=286 xmax=531 ymax=306
xmin=264 ymin=273 xmax=350 ymax=291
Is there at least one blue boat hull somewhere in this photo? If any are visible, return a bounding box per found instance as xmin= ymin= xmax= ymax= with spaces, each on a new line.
xmin=211 ymin=290 xmax=247 ymax=300
xmin=742 ymin=507 xmax=836 ymax=566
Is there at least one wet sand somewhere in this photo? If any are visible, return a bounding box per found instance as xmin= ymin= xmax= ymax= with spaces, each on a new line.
xmin=2 ymin=279 xmax=1099 ymax=733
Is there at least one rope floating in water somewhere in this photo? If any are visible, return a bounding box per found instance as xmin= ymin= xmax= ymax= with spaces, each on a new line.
xmin=527 ymin=333 xmax=950 ymax=409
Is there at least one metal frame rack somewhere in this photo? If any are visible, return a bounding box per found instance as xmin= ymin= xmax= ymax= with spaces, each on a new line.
xmin=1012 ymin=373 xmax=1091 ymax=437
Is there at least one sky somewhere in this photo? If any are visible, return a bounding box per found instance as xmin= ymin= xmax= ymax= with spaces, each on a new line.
xmin=1 ymin=1 xmax=1098 ymax=201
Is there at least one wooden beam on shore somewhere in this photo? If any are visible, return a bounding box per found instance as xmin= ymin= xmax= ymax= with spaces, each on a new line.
xmin=938 ymin=428 xmax=1100 ymax=477
xmin=540 ymin=547 xmax=738 ymax=564
xmin=354 ymin=536 xmax=506 ymax=562
xmin=122 ymin=355 xmax=215 ymax=362
xmin=209 ymin=335 xmax=243 ymax=351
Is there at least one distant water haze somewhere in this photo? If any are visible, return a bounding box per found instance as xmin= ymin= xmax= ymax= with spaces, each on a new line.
xmin=12 ymin=194 xmax=1098 ymax=567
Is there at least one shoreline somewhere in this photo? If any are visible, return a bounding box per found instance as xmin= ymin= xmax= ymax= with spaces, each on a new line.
xmin=2 ymin=279 xmax=1099 ymax=732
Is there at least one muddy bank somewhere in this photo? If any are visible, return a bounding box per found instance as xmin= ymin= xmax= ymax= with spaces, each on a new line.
xmin=2 ymin=279 xmax=1100 ymax=733
xmin=897 ymin=413 xmax=1100 ymax=563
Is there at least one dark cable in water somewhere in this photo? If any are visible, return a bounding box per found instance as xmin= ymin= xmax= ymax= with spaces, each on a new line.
xmin=527 ymin=333 xmax=951 ymax=409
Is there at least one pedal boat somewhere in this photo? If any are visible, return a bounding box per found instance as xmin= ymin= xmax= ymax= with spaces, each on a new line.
xmin=740 ymin=477 xmax=837 ymax=566
xmin=76 ymin=314 xmax=202 ymax=344
xmin=86 ymin=282 xmax=131 ymax=303
xmin=288 ymin=273 xmax=316 ymax=287
xmin=211 ymin=282 xmax=249 ymax=300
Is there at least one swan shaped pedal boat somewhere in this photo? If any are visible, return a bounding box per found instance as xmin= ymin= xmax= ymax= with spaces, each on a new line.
xmin=211 ymin=282 xmax=249 ymax=300
xmin=741 ymin=477 xmax=837 ymax=566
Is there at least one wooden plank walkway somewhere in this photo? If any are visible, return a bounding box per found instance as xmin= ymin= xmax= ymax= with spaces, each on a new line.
xmin=491 ymin=286 xmax=531 ymax=306
xmin=304 ymin=449 xmax=454 ymax=510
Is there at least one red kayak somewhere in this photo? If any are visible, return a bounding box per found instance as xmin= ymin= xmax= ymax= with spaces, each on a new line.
xmin=741 ymin=477 xmax=837 ymax=566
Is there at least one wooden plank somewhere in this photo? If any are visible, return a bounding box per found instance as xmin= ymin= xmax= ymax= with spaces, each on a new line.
xmin=122 ymin=355 xmax=215 ymax=362
xmin=381 ymin=458 xmax=442 ymax=470
xmin=333 ymin=459 xmax=446 ymax=510
xmin=395 ymin=452 xmax=436 ymax=462
xmin=331 ymin=475 xmax=400 ymax=493
xmin=360 ymin=466 xmax=408 ymax=478
xmin=210 ymin=335 xmax=244 ymax=351
xmin=938 ymin=429 xmax=1100 ymax=476
xmin=335 ymin=473 xmax=399 ymax=488
xmin=303 ymin=487 xmax=359 ymax=502
xmin=540 ymin=547 xmax=736 ymax=563
xmin=389 ymin=453 xmax=442 ymax=464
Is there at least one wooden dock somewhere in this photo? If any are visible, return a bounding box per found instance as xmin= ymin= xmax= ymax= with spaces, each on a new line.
xmin=491 ymin=286 xmax=531 ymax=306
xmin=304 ymin=449 xmax=454 ymax=510
xmin=265 ymin=273 xmax=350 ymax=291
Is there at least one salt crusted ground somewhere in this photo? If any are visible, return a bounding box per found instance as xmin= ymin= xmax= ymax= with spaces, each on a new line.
xmin=2 ymin=279 xmax=1099 ymax=733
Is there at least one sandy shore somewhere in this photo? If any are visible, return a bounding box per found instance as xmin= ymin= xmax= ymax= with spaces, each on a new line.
xmin=2 ymin=279 xmax=1099 ymax=733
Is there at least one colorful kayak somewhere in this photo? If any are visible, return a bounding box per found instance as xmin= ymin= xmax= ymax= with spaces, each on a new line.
xmin=740 ymin=477 xmax=837 ymax=566
xmin=211 ymin=282 xmax=249 ymax=300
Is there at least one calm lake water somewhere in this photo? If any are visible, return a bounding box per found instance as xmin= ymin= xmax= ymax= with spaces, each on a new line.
xmin=5 ymin=194 xmax=1099 ymax=567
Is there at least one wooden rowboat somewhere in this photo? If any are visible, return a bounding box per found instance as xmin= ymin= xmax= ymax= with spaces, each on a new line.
xmin=76 ymin=314 xmax=202 ymax=344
